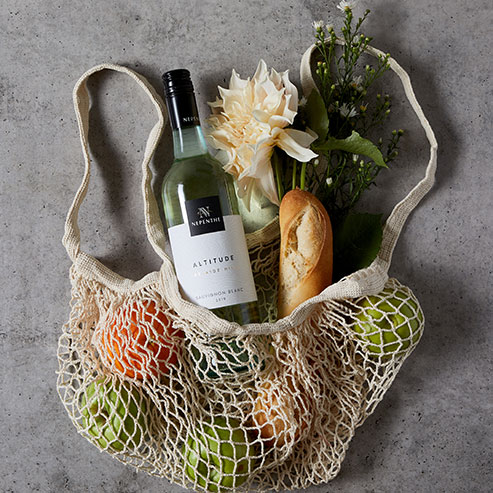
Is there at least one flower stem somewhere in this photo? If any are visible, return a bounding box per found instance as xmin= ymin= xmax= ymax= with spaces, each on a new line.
xmin=300 ymin=161 xmax=307 ymax=190
xmin=273 ymin=151 xmax=284 ymax=202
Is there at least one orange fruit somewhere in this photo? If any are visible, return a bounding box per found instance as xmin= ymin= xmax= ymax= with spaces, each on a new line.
xmin=252 ymin=376 xmax=311 ymax=448
xmin=103 ymin=300 xmax=182 ymax=380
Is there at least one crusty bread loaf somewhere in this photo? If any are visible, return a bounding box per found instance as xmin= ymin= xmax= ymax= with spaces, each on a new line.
xmin=277 ymin=189 xmax=333 ymax=318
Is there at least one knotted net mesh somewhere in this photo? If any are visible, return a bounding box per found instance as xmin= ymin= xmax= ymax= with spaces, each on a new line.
xmin=57 ymin=231 xmax=424 ymax=492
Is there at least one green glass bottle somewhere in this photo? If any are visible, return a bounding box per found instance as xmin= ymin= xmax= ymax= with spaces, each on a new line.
xmin=160 ymin=69 xmax=259 ymax=325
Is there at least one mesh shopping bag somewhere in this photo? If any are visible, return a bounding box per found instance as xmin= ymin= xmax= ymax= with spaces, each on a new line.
xmin=58 ymin=43 xmax=437 ymax=492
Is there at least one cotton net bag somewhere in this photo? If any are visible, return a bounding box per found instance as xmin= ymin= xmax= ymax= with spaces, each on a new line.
xmin=57 ymin=41 xmax=437 ymax=492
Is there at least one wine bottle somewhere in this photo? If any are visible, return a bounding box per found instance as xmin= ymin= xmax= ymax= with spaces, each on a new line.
xmin=160 ymin=69 xmax=259 ymax=325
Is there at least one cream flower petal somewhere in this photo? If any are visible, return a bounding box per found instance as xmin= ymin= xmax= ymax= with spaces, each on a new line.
xmin=207 ymin=96 xmax=223 ymax=111
xmin=281 ymin=71 xmax=298 ymax=113
xmin=218 ymin=88 xmax=248 ymax=114
xmin=255 ymin=78 xmax=279 ymax=107
xmin=269 ymin=68 xmax=282 ymax=88
xmin=252 ymin=108 xmax=270 ymax=124
xmin=283 ymin=127 xmax=318 ymax=147
xmin=229 ymin=69 xmax=249 ymax=90
xmin=253 ymin=59 xmax=268 ymax=82
xmin=208 ymin=131 xmax=234 ymax=151
xmin=268 ymin=115 xmax=292 ymax=128
xmin=214 ymin=149 xmax=231 ymax=167
xmin=277 ymin=93 xmax=297 ymax=124
xmin=258 ymin=164 xmax=280 ymax=205
xmin=305 ymin=127 xmax=319 ymax=140
xmin=276 ymin=128 xmax=318 ymax=162
xmin=244 ymin=145 xmax=279 ymax=206
xmin=235 ymin=175 xmax=254 ymax=202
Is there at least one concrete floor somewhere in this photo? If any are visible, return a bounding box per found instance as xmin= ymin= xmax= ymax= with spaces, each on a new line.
xmin=1 ymin=0 xmax=492 ymax=492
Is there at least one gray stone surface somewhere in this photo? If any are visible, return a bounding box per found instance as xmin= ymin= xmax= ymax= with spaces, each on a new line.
xmin=1 ymin=0 xmax=492 ymax=492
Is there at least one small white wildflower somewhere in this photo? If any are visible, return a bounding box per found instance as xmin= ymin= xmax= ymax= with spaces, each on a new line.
xmin=337 ymin=0 xmax=357 ymax=12
xmin=312 ymin=20 xmax=324 ymax=30
xmin=299 ymin=95 xmax=308 ymax=106
xmin=325 ymin=23 xmax=334 ymax=32
xmin=339 ymin=103 xmax=358 ymax=118
xmin=350 ymin=75 xmax=364 ymax=91
xmin=352 ymin=154 xmax=359 ymax=162
xmin=326 ymin=177 xmax=333 ymax=186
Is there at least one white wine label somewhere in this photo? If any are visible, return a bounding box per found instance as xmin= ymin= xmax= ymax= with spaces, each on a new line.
xmin=167 ymin=215 xmax=258 ymax=309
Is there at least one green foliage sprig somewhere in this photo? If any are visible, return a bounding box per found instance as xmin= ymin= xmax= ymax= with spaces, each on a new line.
xmin=306 ymin=8 xmax=403 ymax=221
xmin=274 ymin=7 xmax=403 ymax=219
xmin=272 ymin=5 xmax=405 ymax=279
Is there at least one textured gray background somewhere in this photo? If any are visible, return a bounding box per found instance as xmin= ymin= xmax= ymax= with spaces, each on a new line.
xmin=1 ymin=0 xmax=492 ymax=492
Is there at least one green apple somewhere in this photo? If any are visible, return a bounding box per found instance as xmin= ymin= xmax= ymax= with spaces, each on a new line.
xmin=190 ymin=339 xmax=263 ymax=380
xmin=352 ymin=285 xmax=424 ymax=357
xmin=80 ymin=377 xmax=148 ymax=452
xmin=182 ymin=417 xmax=255 ymax=492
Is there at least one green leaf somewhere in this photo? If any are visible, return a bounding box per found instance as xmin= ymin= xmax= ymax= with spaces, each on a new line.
xmin=304 ymin=90 xmax=329 ymax=141
xmin=315 ymin=131 xmax=387 ymax=168
xmin=332 ymin=212 xmax=383 ymax=281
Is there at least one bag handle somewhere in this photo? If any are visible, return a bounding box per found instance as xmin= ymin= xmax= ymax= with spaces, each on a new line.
xmin=62 ymin=64 xmax=172 ymax=267
xmin=300 ymin=41 xmax=438 ymax=271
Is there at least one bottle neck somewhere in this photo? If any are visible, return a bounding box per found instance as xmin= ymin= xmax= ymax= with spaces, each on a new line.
xmin=172 ymin=125 xmax=208 ymax=159
xmin=165 ymin=88 xmax=207 ymax=160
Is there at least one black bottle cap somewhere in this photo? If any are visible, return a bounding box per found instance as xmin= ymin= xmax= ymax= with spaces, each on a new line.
xmin=162 ymin=69 xmax=194 ymax=97
xmin=162 ymin=69 xmax=200 ymax=129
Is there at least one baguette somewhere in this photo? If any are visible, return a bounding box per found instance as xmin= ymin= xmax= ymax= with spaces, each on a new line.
xmin=277 ymin=189 xmax=333 ymax=318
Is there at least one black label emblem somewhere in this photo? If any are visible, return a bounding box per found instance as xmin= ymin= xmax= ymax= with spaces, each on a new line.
xmin=185 ymin=195 xmax=225 ymax=236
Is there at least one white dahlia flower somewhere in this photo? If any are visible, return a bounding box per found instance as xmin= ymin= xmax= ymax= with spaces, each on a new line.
xmin=207 ymin=60 xmax=318 ymax=206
